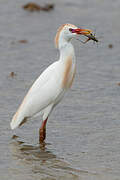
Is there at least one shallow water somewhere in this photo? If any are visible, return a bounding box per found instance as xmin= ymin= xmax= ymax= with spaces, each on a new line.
xmin=0 ymin=0 xmax=120 ymax=179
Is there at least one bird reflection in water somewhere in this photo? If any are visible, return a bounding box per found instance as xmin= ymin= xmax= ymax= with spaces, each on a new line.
xmin=10 ymin=135 xmax=96 ymax=179
xmin=10 ymin=135 xmax=56 ymax=163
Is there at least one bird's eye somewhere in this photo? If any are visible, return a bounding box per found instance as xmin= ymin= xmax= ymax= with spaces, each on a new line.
xmin=69 ymin=28 xmax=73 ymax=32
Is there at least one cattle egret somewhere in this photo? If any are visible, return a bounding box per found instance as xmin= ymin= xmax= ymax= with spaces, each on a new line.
xmin=10 ymin=23 xmax=96 ymax=143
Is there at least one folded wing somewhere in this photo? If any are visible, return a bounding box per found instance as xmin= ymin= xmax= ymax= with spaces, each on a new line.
xmin=10 ymin=61 xmax=61 ymax=129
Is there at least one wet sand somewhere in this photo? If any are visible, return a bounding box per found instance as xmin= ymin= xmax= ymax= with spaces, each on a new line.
xmin=0 ymin=0 xmax=120 ymax=179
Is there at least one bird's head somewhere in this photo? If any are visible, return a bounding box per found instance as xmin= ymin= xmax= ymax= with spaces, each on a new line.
xmin=55 ymin=23 xmax=97 ymax=48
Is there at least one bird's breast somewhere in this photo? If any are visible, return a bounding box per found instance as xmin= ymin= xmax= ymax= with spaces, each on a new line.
xmin=61 ymin=55 xmax=76 ymax=89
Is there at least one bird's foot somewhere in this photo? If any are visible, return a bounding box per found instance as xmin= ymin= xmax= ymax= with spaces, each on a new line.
xmin=39 ymin=118 xmax=48 ymax=144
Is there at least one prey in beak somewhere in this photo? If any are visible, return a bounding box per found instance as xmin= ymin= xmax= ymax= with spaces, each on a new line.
xmin=69 ymin=28 xmax=98 ymax=43
xmin=84 ymin=33 xmax=98 ymax=43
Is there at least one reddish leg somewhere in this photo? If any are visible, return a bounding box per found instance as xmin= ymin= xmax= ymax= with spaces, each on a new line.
xmin=39 ymin=118 xmax=48 ymax=143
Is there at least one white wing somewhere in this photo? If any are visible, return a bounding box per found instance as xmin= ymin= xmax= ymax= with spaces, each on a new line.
xmin=26 ymin=61 xmax=58 ymax=97
xmin=10 ymin=61 xmax=63 ymax=129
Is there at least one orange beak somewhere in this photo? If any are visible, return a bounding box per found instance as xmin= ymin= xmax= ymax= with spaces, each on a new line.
xmin=70 ymin=28 xmax=98 ymax=43
xmin=72 ymin=28 xmax=93 ymax=35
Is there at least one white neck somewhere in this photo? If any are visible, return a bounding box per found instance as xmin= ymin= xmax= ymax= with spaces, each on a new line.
xmin=58 ymin=39 xmax=75 ymax=63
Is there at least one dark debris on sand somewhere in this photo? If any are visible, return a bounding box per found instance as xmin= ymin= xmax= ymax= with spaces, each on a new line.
xmin=9 ymin=72 xmax=17 ymax=78
xmin=108 ymin=44 xmax=113 ymax=49
xmin=22 ymin=3 xmax=54 ymax=12
xmin=18 ymin=40 xmax=28 ymax=43
xmin=117 ymin=82 xmax=120 ymax=86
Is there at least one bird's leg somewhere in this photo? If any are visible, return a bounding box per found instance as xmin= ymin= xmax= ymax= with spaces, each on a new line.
xmin=39 ymin=117 xmax=48 ymax=143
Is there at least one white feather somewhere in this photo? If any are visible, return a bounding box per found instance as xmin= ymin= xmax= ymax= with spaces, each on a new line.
xmin=10 ymin=23 xmax=78 ymax=130
xmin=10 ymin=61 xmax=64 ymax=129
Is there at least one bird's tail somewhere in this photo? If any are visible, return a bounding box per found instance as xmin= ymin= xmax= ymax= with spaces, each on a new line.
xmin=10 ymin=94 xmax=29 ymax=130
xmin=10 ymin=111 xmax=23 ymax=129
xmin=10 ymin=103 xmax=27 ymax=130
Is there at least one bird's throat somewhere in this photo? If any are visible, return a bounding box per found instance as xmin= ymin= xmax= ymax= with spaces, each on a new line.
xmin=59 ymin=42 xmax=75 ymax=63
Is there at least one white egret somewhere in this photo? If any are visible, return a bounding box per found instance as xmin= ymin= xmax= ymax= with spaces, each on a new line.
xmin=10 ymin=23 xmax=96 ymax=143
